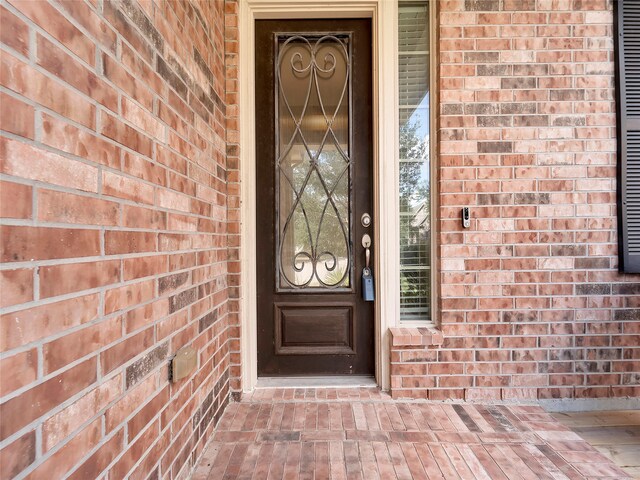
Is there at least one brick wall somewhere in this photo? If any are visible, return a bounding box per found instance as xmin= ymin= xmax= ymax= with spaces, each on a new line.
xmin=0 ymin=0 xmax=238 ymax=478
xmin=224 ymin=0 xmax=241 ymax=396
xmin=391 ymin=0 xmax=640 ymax=401
xmin=1 ymin=2 xmax=639 ymax=476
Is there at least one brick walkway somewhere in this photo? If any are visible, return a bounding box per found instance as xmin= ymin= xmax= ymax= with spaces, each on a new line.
xmin=192 ymin=388 xmax=631 ymax=479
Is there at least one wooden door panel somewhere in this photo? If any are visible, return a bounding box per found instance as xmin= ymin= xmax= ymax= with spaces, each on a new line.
xmin=256 ymin=19 xmax=373 ymax=376
xmin=274 ymin=303 xmax=355 ymax=355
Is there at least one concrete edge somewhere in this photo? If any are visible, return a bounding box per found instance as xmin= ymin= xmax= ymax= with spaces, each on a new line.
xmin=540 ymin=397 xmax=640 ymax=412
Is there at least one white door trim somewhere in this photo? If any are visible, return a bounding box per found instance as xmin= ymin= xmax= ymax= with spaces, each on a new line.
xmin=239 ymin=0 xmax=399 ymax=392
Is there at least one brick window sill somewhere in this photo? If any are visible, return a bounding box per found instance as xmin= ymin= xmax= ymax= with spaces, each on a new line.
xmin=389 ymin=326 xmax=444 ymax=347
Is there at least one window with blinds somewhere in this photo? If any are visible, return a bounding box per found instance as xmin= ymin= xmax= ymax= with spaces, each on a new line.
xmin=398 ymin=1 xmax=432 ymax=321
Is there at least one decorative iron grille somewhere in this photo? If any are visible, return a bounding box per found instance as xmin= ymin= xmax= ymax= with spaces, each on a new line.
xmin=275 ymin=34 xmax=353 ymax=290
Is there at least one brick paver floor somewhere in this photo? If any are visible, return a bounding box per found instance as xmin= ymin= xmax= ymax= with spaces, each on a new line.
xmin=192 ymin=388 xmax=631 ymax=479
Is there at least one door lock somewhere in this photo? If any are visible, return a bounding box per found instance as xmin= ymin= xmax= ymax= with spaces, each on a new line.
xmin=361 ymin=213 xmax=372 ymax=227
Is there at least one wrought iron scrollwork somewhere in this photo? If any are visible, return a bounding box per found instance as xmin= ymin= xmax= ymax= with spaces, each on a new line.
xmin=276 ymin=34 xmax=352 ymax=289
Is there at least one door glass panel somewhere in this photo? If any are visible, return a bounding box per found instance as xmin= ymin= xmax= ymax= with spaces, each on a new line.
xmin=276 ymin=34 xmax=352 ymax=290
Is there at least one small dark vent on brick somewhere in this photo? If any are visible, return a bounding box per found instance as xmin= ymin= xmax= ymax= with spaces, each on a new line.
xmin=615 ymin=0 xmax=640 ymax=272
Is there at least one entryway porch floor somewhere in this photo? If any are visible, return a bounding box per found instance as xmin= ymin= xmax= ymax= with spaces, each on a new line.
xmin=192 ymin=388 xmax=633 ymax=479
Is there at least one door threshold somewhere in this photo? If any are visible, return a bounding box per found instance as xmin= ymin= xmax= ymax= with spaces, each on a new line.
xmin=256 ymin=376 xmax=377 ymax=389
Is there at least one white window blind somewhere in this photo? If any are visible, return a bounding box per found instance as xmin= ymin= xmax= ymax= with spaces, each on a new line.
xmin=398 ymin=1 xmax=432 ymax=321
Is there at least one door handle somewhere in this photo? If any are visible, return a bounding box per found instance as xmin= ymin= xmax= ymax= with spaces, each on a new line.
xmin=361 ymin=234 xmax=374 ymax=301
xmin=362 ymin=234 xmax=372 ymax=270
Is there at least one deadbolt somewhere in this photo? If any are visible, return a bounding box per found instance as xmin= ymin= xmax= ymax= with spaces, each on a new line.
xmin=362 ymin=234 xmax=372 ymax=248
xmin=361 ymin=213 xmax=371 ymax=227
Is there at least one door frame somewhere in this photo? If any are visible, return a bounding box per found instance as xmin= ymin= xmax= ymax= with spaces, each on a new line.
xmin=239 ymin=0 xmax=399 ymax=392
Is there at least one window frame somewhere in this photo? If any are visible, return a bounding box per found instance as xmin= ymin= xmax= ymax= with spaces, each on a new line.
xmin=396 ymin=0 xmax=439 ymax=326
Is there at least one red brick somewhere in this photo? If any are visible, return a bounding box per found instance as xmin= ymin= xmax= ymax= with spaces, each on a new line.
xmin=122 ymin=204 xmax=167 ymax=229
xmin=102 ymin=0 xmax=154 ymax=64
xmin=156 ymin=310 xmax=189 ymax=341
xmin=102 ymin=170 xmax=155 ymax=205
xmin=0 ymin=50 xmax=95 ymax=128
xmin=128 ymin=429 xmax=170 ymax=480
xmin=0 ymin=5 xmax=29 ymax=55
xmin=109 ymin=421 xmax=158 ymax=479
xmin=122 ymin=254 xmax=167 ymax=280
xmin=1 ymin=137 xmax=99 ymax=193
xmin=41 ymin=113 xmax=120 ymax=169
xmin=105 ymin=373 xmax=157 ymax=432
xmin=54 ymin=0 xmax=117 ymax=53
xmin=1 ymin=225 xmax=100 ymax=263
xmin=0 ymin=294 xmax=99 ymax=352
xmin=128 ymin=386 xmax=169 ymax=439
xmin=42 ymin=374 xmax=122 ymax=452
xmin=0 ymin=348 xmax=37 ymax=396
xmin=159 ymin=232 xmax=192 ymax=251
xmin=7 ymin=0 xmax=95 ymax=65
xmin=0 ymin=180 xmax=31 ymax=219
xmin=156 ymin=144 xmax=187 ymax=175
xmin=102 ymin=52 xmax=154 ymax=110
xmin=100 ymin=111 xmax=153 ymax=158
xmin=122 ymin=151 xmax=167 ymax=186
xmin=0 ymin=358 xmax=97 ymax=441
xmin=24 ymin=418 xmax=101 ymax=480
xmin=101 ymin=328 xmax=154 ymax=375
xmin=36 ymin=35 xmax=118 ymax=111
xmin=0 ymin=91 xmax=34 ymax=138
xmin=67 ymin=429 xmax=124 ymax=480
xmin=0 ymin=268 xmax=33 ymax=308
xmin=43 ymin=316 xmax=122 ymax=374
xmin=0 ymin=431 xmax=35 ymax=479
xmin=168 ymin=252 xmax=197 ymax=271
xmin=39 ymin=259 xmax=121 ymax=298
xmin=129 ymin=44 xmax=165 ymax=92
xmin=105 ymin=230 xmax=157 ymax=255
xmin=124 ymin=298 xmax=169 ymax=333
xmin=121 ymin=97 xmax=164 ymax=138
xmin=38 ymin=189 xmax=119 ymax=226
xmin=104 ymin=279 xmax=155 ymax=315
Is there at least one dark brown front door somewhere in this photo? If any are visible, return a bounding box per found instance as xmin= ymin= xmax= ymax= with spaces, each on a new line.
xmin=256 ymin=19 xmax=374 ymax=376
